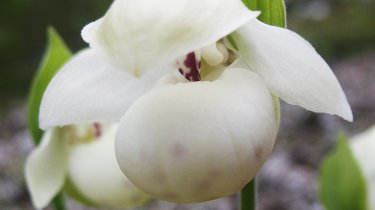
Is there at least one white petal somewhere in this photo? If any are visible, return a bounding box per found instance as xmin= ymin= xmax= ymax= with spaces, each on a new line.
xmin=201 ymin=43 xmax=225 ymax=66
xmin=39 ymin=48 xmax=174 ymax=129
xmin=116 ymin=68 xmax=277 ymax=202
xmin=351 ymin=126 xmax=375 ymax=210
xmin=82 ymin=0 xmax=259 ymax=75
xmin=232 ymin=20 xmax=353 ymax=121
xmin=68 ymin=124 xmax=151 ymax=208
xmin=25 ymin=129 xmax=68 ymax=209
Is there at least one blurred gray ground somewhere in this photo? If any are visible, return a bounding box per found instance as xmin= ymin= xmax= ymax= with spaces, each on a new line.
xmin=0 ymin=51 xmax=374 ymax=210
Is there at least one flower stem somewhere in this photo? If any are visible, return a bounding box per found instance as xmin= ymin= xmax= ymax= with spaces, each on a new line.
xmin=240 ymin=178 xmax=256 ymax=210
xmin=52 ymin=193 xmax=66 ymax=210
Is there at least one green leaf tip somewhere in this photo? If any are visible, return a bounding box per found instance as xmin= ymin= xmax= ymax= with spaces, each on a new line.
xmin=242 ymin=0 xmax=286 ymax=27
xmin=27 ymin=26 xmax=72 ymax=145
xmin=319 ymin=133 xmax=368 ymax=210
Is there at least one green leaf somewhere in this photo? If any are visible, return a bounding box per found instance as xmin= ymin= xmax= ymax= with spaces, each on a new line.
xmin=242 ymin=0 xmax=286 ymax=27
xmin=242 ymin=0 xmax=257 ymax=10
xmin=319 ymin=134 xmax=368 ymax=210
xmin=27 ymin=27 xmax=71 ymax=145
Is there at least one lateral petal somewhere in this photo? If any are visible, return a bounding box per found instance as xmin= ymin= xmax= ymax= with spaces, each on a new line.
xmin=39 ymin=48 xmax=173 ymax=129
xmin=232 ymin=20 xmax=352 ymax=121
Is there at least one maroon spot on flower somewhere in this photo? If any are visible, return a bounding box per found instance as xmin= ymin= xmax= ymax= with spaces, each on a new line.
xmin=170 ymin=142 xmax=188 ymax=158
xmin=93 ymin=122 xmax=102 ymax=138
xmin=255 ymin=147 xmax=263 ymax=161
xmin=177 ymin=52 xmax=201 ymax=82
xmin=197 ymin=179 xmax=212 ymax=190
xmin=154 ymin=170 xmax=166 ymax=183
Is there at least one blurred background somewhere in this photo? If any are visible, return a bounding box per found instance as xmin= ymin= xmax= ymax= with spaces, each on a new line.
xmin=0 ymin=0 xmax=374 ymax=209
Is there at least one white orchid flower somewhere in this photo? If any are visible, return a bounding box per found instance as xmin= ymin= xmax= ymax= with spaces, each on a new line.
xmin=25 ymin=123 xmax=151 ymax=209
xmin=38 ymin=0 xmax=352 ymax=204
xmin=351 ymin=126 xmax=375 ymax=210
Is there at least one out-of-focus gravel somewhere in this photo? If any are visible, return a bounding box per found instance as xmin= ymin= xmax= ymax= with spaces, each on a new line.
xmin=0 ymin=51 xmax=374 ymax=210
